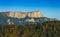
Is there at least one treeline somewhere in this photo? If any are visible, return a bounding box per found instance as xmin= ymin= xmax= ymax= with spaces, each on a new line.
xmin=0 ymin=21 xmax=60 ymax=37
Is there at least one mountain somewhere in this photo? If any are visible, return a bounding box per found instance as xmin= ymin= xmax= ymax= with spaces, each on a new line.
xmin=0 ymin=11 xmax=57 ymax=25
xmin=1 ymin=11 xmax=43 ymax=18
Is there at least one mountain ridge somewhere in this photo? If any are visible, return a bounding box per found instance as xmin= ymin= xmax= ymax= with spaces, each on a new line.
xmin=0 ymin=11 xmax=57 ymax=24
xmin=0 ymin=11 xmax=43 ymax=18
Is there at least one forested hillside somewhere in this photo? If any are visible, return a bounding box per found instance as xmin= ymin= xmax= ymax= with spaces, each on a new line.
xmin=0 ymin=21 xmax=60 ymax=37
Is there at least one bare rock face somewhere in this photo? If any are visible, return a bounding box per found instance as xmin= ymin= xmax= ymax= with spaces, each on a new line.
xmin=1 ymin=11 xmax=43 ymax=18
xmin=0 ymin=11 xmax=57 ymax=24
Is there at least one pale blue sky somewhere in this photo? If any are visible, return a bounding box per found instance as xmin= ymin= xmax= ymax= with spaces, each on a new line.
xmin=0 ymin=0 xmax=60 ymax=20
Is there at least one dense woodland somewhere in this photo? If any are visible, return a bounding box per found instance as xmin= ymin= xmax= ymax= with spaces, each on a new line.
xmin=0 ymin=21 xmax=60 ymax=37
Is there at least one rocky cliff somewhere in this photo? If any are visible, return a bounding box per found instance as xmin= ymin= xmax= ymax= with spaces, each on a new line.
xmin=1 ymin=11 xmax=43 ymax=18
xmin=0 ymin=11 xmax=57 ymax=24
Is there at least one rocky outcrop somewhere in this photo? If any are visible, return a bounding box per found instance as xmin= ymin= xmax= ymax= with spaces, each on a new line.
xmin=0 ymin=11 xmax=57 ymax=24
xmin=1 ymin=11 xmax=43 ymax=18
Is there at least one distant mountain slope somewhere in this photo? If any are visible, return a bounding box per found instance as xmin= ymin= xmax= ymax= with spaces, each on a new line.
xmin=0 ymin=11 xmax=57 ymax=25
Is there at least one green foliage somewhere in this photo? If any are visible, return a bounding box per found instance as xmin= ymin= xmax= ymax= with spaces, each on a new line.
xmin=0 ymin=21 xmax=60 ymax=37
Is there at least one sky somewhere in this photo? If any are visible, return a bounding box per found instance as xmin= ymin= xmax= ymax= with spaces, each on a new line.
xmin=0 ymin=0 xmax=60 ymax=20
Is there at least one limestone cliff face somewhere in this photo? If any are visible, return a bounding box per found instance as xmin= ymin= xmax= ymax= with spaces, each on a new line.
xmin=1 ymin=11 xmax=43 ymax=18
xmin=0 ymin=11 xmax=57 ymax=24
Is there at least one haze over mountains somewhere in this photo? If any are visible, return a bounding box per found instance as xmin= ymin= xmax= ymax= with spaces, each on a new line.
xmin=0 ymin=11 xmax=57 ymax=24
